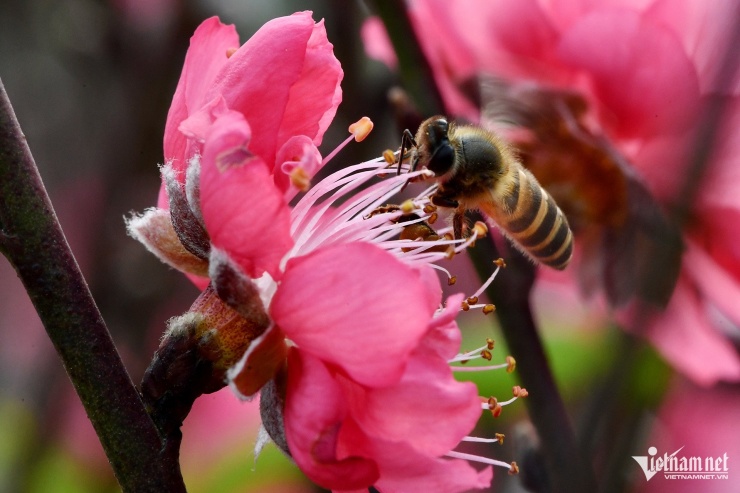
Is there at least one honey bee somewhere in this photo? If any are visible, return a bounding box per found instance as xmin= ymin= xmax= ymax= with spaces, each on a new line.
xmin=398 ymin=116 xmax=573 ymax=270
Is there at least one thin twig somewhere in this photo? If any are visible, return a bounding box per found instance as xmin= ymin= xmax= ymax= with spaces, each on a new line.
xmin=0 ymin=77 xmax=186 ymax=493
xmin=368 ymin=0 xmax=445 ymax=116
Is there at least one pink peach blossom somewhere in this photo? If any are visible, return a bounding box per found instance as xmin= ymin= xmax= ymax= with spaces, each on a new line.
xmin=161 ymin=12 xmax=342 ymax=209
xmin=218 ymin=157 xmax=515 ymax=491
xmin=362 ymin=0 xmax=740 ymax=385
xmin=130 ymin=13 xmax=521 ymax=492
xmin=130 ymin=12 xmax=343 ymax=282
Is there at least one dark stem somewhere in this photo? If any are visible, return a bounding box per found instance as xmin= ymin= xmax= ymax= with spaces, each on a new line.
xmin=368 ymin=0 xmax=446 ymax=116
xmin=468 ymin=238 xmax=597 ymax=493
xmin=0 ymin=77 xmax=186 ymax=493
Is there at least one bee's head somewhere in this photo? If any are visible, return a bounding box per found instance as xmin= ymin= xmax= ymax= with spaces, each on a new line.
xmin=419 ymin=117 xmax=455 ymax=176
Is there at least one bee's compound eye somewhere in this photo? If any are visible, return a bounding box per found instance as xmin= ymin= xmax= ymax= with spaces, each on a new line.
xmin=428 ymin=141 xmax=455 ymax=175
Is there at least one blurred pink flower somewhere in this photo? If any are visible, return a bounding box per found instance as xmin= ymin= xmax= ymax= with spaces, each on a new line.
xmin=635 ymin=381 xmax=740 ymax=493
xmin=363 ymin=0 xmax=740 ymax=385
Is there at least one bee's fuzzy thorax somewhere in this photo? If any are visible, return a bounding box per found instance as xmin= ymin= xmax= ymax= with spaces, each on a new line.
xmin=402 ymin=117 xmax=574 ymax=270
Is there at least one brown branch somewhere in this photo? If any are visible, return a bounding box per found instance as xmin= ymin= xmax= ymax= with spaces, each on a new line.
xmin=368 ymin=0 xmax=446 ymax=116
xmin=0 ymin=77 xmax=186 ymax=492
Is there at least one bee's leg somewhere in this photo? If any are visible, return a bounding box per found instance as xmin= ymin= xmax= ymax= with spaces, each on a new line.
xmin=397 ymin=129 xmax=417 ymax=176
xmin=429 ymin=193 xmax=466 ymax=239
xmin=429 ymin=194 xmax=459 ymax=210
xmin=365 ymin=204 xmax=401 ymax=219
xmin=452 ymin=210 xmax=466 ymax=240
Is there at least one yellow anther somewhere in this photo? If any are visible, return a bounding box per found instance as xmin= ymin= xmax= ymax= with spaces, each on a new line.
xmin=428 ymin=212 xmax=439 ymax=224
xmin=482 ymin=304 xmax=496 ymax=315
xmin=447 ymin=276 xmax=457 ymax=286
xmin=423 ymin=204 xmax=437 ymax=214
xmin=290 ymin=167 xmax=311 ymax=192
xmin=472 ymin=221 xmax=488 ymax=237
xmin=461 ymin=301 xmax=470 ymax=311
xmin=486 ymin=338 xmax=495 ymax=350
xmin=509 ymin=462 xmax=519 ymax=475
xmin=506 ymin=355 xmax=516 ymax=373
xmin=495 ymin=433 xmax=505 ymax=444
xmin=467 ymin=296 xmax=479 ymax=305
xmin=488 ymin=397 xmax=502 ymax=418
xmin=349 ymin=116 xmax=373 ymax=142
xmin=383 ymin=149 xmax=396 ymax=165
xmin=400 ymin=199 xmax=415 ymax=214
xmin=480 ymin=349 xmax=492 ymax=361
xmin=494 ymin=258 xmax=507 ymax=268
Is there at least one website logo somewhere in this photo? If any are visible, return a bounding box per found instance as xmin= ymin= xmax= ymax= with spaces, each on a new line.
xmin=633 ymin=446 xmax=729 ymax=481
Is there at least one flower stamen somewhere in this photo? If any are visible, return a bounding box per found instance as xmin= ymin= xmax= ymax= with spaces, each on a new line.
xmin=445 ymin=451 xmax=519 ymax=475
xmin=348 ymin=116 xmax=374 ymax=142
xmin=469 ymin=260 xmax=504 ymax=300
xmin=290 ymin=166 xmax=311 ymax=191
xmin=322 ymin=117 xmax=375 ymax=167
xmin=461 ymin=435 xmax=505 ymax=445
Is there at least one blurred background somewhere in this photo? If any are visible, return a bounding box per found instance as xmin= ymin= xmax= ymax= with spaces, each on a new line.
xmin=1 ymin=0 xmax=738 ymax=492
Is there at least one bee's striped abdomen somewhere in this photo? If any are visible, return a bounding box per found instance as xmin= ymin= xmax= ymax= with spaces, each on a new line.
xmin=488 ymin=168 xmax=573 ymax=270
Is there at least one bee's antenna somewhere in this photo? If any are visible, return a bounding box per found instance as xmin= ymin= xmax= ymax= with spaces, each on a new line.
xmin=397 ymin=129 xmax=417 ymax=176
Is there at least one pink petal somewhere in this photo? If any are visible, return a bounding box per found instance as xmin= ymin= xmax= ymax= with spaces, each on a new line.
xmin=683 ymin=240 xmax=740 ymax=327
xmin=340 ymin=352 xmax=480 ymax=457
xmin=647 ymin=0 xmax=740 ymax=95
xmin=478 ymin=0 xmax=559 ymax=72
xmin=546 ymin=0 xmax=654 ymax=31
xmin=284 ymin=349 xmax=380 ymax=490
xmin=422 ymin=293 xmax=465 ymax=360
xmin=178 ymin=95 xmax=230 ymax=143
xmin=412 ymin=0 xmax=477 ymax=76
xmin=199 ymin=111 xmax=293 ymax=280
xmin=644 ymin=383 xmax=740 ymax=493
xmin=694 ymin=96 xmax=740 ymax=211
xmin=409 ymin=1 xmax=481 ymax=119
xmin=360 ymin=17 xmax=398 ymax=69
xmin=338 ymin=420 xmax=493 ymax=493
xmin=207 ymin=12 xmax=341 ymax=168
xmin=643 ymin=276 xmax=740 ymax=385
xmin=270 ymin=242 xmax=436 ymax=388
xmin=427 ymin=0 xmax=564 ymax=85
xmin=374 ymin=454 xmax=493 ymax=493
xmin=274 ymin=135 xmax=323 ymax=198
xmin=629 ymin=129 xmax=694 ymax=203
xmin=276 ymin=18 xmax=343 ymax=149
xmin=556 ymin=9 xmax=701 ymax=138
xmin=688 ymin=207 xmax=740 ymax=282
xmin=163 ymin=17 xmax=239 ymax=176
